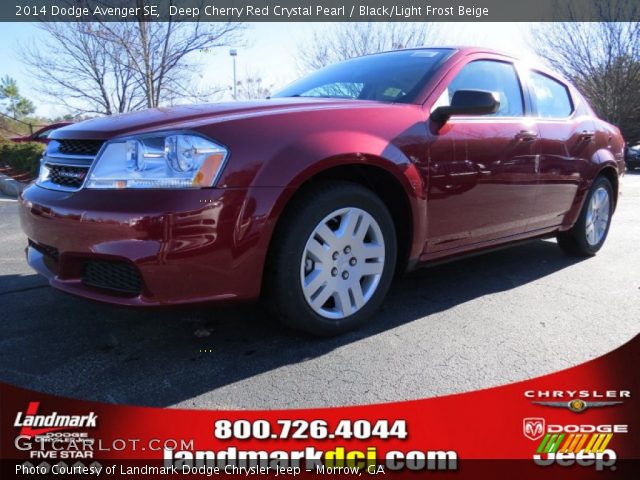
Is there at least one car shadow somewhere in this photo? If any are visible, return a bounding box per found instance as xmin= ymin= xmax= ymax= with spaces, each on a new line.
xmin=0 ymin=238 xmax=585 ymax=407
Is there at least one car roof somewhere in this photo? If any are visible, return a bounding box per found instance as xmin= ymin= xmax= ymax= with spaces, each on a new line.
xmin=368 ymin=46 xmax=516 ymax=59
xmin=420 ymin=47 xmax=573 ymax=85
xmin=368 ymin=46 xmax=559 ymax=73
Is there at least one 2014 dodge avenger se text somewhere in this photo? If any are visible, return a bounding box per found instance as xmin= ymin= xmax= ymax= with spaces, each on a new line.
xmin=19 ymin=48 xmax=625 ymax=335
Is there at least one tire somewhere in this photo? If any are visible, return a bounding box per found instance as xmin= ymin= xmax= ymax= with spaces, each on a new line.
xmin=557 ymin=175 xmax=613 ymax=256
xmin=264 ymin=181 xmax=397 ymax=336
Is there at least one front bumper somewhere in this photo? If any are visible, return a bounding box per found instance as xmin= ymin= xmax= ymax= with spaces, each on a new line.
xmin=19 ymin=185 xmax=285 ymax=306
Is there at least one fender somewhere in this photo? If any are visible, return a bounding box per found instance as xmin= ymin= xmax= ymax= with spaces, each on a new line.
xmin=252 ymin=130 xmax=428 ymax=264
xmin=561 ymin=147 xmax=621 ymax=228
xmin=258 ymin=130 xmax=424 ymax=192
xmin=207 ymin=101 xmax=431 ymax=280
xmin=594 ymin=148 xmax=623 ymax=212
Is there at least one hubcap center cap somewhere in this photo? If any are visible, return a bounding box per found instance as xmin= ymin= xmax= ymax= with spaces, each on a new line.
xmin=334 ymin=253 xmax=350 ymax=270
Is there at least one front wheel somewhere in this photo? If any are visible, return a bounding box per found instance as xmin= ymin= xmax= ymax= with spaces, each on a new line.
xmin=265 ymin=182 xmax=397 ymax=336
xmin=557 ymin=175 xmax=613 ymax=256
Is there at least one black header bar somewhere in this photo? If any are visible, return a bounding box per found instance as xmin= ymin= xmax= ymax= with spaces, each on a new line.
xmin=5 ymin=0 xmax=640 ymax=22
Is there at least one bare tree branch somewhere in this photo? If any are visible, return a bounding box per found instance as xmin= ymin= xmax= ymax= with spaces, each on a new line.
xmin=21 ymin=6 xmax=245 ymax=115
xmin=234 ymin=69 xmax=274 ymax=100
xmin=532 ymin=0 xmax=640 ymax=143
xmin=96 ymin=10 xmax=245 ymax=108
xmin=297 ymin=22 xmax=441 ymax=73
xmin=21 ymin=22 xmax=146 ymax=115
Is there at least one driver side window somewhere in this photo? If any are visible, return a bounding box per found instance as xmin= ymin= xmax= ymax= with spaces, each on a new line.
xmin=434 ymin=60 xmax=524 ymax=117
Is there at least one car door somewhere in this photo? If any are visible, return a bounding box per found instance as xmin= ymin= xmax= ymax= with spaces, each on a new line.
xmin=524 ymin=70 xmax=597 ymax=231
xmin=424 ymin=59 xmax=540 ymax=254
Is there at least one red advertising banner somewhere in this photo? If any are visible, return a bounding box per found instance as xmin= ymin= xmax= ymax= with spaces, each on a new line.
xmin=1 ymin=335 xmax=638 ymax=478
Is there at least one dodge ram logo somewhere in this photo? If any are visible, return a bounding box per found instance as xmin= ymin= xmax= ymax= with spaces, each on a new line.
xmin=523 ymin=418 xmax=545 ymax=441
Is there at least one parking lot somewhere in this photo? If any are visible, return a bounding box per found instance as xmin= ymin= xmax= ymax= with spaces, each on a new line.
xmin=1 ymin=173 xmax=639 ymax=409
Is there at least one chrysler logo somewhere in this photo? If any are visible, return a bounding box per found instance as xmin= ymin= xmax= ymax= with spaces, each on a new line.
xmin=523 ymin=417 xmax=545 ymax=441
xmin=532 ymin=400 xmax=623 ymax=413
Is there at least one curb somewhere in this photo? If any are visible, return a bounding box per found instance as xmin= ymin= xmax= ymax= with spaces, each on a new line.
xmin=0 ymin=172 xmax=27 ymax=198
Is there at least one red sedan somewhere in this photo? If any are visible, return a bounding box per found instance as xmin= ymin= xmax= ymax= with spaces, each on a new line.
xmin=19 ymin=48 xmax=625 ymax=335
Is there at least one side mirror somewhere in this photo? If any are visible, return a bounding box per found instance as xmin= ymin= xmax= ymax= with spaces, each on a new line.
xmin=430 ymin=90 xmax=500 ymax=123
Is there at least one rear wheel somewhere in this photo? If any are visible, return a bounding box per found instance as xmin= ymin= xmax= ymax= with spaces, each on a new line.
xmin=265 ymin=181 xmax=397 ymax=336
xmin=557 ymin=176 xmax=613 ymax=256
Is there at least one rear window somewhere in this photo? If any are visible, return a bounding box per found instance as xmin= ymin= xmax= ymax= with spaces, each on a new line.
xmin=530 ymin=71 xmax=573 ymax=118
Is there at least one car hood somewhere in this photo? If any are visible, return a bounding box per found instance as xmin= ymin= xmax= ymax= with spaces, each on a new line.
xmin=50 ymin=98 xmax=388 ymax=140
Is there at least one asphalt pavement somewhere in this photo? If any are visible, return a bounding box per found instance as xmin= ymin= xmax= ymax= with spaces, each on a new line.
xmin=1 ymin=175 xmax=639 ymax=409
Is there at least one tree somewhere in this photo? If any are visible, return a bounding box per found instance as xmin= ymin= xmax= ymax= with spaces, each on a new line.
xmin=22 ymin=11 xmax=244 ymax=114
xmin=532 ymin=1 xmax=640 ymax=143
xmin=297 ymin=22 xmax=440 ymax=72
xmin=235 ymin=72 xmax=273 ymax=100
xmin=96 ymin=19 xmax=245 ymax=109
xmin=0 ymin=76 xmax=35 ymax=119
xmin=22 ymin=23 xmax=146 ymax=115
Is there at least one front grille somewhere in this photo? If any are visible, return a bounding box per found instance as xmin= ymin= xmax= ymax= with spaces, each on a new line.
xmin=47 ymin=164 xmax=89 ymax=188
xmin=82 ymin=260 xmax=142 ymax=296
xmin=58 ymin=139 xmax=104 ymax=156
xmin=29 ymin=240 xmax=59 ymax=261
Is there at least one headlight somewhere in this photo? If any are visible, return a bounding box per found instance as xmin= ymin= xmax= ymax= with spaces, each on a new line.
xmin=85 ymin=132 xmax=228 ymax=189
xmin=37 ymin=160 xmax=51 ymax=184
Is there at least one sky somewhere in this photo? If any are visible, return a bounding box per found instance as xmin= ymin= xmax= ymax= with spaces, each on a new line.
xmin=0 ymin=22 xmax=537 ymax=118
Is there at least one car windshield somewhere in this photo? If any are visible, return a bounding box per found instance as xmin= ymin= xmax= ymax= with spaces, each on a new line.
xmin=274 ymin=48 xmax=455 ymax=104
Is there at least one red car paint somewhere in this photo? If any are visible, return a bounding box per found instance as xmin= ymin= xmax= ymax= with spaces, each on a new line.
xmin=11 ymin=122 xmax=72 ymax=145
xmin=19 ymin=48 xmax=625 ymax=306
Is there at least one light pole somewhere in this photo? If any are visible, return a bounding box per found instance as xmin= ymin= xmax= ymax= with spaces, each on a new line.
xmin=229 ymin=49 xmax=238 ymax=100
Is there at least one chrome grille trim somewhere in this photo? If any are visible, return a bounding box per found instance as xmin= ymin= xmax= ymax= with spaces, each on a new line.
xmin=44 ymin=153 xmax=95 ymax=163
xmin=46 ymin=164 xmax=89 ymax=189
xmin=38 ymin=155 xmax=93 ymax=192
xmin=37 ymin=139 xmax=106 ymax=192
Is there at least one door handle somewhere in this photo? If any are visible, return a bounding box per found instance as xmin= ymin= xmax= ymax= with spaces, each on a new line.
xmin=580 ymin=130 xmax=595 ymax=140
xmin=515 ymin=130 xmax=539 ymax=141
